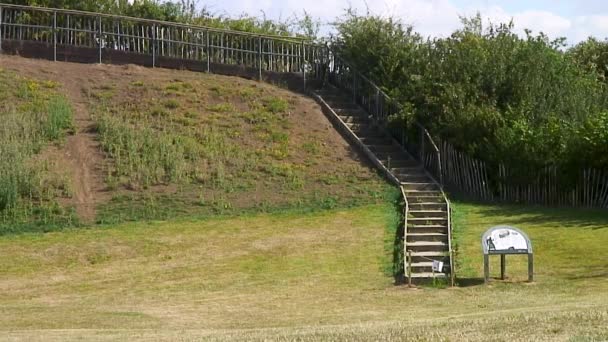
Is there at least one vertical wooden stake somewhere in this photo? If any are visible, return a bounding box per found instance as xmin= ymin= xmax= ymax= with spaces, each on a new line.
xmin=500 ymin=254 xmax=506 ymax=280
xmin=484 ymin=254 xmax=490 ymax=284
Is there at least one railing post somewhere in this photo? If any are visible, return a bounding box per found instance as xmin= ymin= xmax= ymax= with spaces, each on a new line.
xmin=375 ymin=89 xmax=380 ymax=119
xmin=352 ymin=70 xmax=357 ymax=104
xmin=151 ymin=24 xmax=156 ymax=68
xmin=258 ymin=36 xmax=263 ymax=81
xmin=437 ymin=150 xmax=443 ymax=186
xmin=206 ymin=29 xmax=210 ymax=73
xmin=420 ymin=128 xmax=425 ymax=162
xmin=97 ymin=15 xmax=102 ymax=64
xmin=302 ymin=40 xmax=306 ymax=90
xmin=53 ymin=11 xmax=57 ymax=62
xmin=450 ymin=250 xmax=455 ymax=287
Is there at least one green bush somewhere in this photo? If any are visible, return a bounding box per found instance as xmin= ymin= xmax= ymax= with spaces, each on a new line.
xmin=334 ymin=12 xmax=608 ymax=177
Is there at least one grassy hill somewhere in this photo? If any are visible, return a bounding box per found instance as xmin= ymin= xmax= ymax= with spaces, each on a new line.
xmin=0 ymin=55 xmax=391 ymax=233
xmin=1 ymin=55 xmax=607 ymax=341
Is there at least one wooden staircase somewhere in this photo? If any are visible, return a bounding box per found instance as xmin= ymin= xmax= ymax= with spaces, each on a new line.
xmin=313 ymin=87 xmax=453 ymax=285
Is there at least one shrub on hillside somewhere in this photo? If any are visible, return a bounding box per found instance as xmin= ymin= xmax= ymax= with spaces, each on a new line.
xmin=334 ymin=12 xmax=608 ymax=176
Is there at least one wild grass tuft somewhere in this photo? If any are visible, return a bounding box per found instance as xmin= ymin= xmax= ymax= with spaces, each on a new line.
xmin=0 ymin=71 xmax=76 ymax=234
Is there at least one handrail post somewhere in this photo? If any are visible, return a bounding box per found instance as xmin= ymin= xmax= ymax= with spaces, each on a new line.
xmin=302 ymin=40 xmax=306 ymax=90
xmin=206 ymin=29 xmax=210 ymax=73
xmin=375 ymin=89 xmax=380 ymax=119
xmin=420 ymin=127 xmax=425 ymax=162
xmin=53 ymin=11 xmax=57 ymax=61
xmin=258 ymin=35 xmax=262 ymax=81
xmin=151 ymin=24 xmax=156 ymax=67
xmin=438 ymin=151 xmax=443 ymax=187
xmin=97 ymin=15 xmax=102 ymax=64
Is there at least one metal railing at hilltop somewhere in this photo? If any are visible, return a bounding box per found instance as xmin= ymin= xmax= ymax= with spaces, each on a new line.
xmin=0 ymin=3 xmax=329 ymax=82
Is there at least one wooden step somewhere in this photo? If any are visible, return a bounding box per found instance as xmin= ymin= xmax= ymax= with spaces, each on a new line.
xmin=409 ymin=261 xmax=451 ymax=273
xmin=380 ymin=159 xmax=419 ymax=168
xmin=339 ymin=115 xmax=368 ymax=124
xmin=360 ymin=137 xmax=393 ymax=145
xmin=405 ymin=189 xmax=443 ymax=194
xmin=407 ymin=224 xmax=448 ymax=234
xmin=409 ymin=202 xmax=447 ymax=208
xmin=334 ymin=108 xmax=368 ymax=116
xmin=397 ymin=174 xmax=430 ymax=182
xmin=366 ymin=144 xmax=400 ymax=153
xmin=408 ymin=251 xmax=450 ymax=257
xmin=409 ymin=210 xmax=447 ymax=214
xmin=402 ymin=182 xmax=440 ymax=191
xmin=407 ymin=272 xmax=448 ymax=279
xmin=325 ymin=102 xmax=359 ymax=110
xmin=406 ymin=232 xmax=448 ymax=242
xmin=392 ymin=166 xmax=425 ymax=173
xmin=406 ymin=241 xmax=448 ymax=252
xmin=408 ymin=217 xmax=447 ymax=222
xmin=408 ymin=196 xmax=445 ymax=203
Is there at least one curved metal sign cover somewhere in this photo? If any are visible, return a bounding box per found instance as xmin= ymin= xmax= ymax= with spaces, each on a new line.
xmin=482 ymin=225 xmax=532 ymax=255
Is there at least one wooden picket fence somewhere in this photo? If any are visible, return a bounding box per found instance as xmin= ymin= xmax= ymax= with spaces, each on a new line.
xmin=440 ymin=140 xmax=608 ymax=208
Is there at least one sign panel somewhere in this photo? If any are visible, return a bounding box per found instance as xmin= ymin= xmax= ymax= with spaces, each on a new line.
xmin=482 ymin=225 xmax=532 ymax=255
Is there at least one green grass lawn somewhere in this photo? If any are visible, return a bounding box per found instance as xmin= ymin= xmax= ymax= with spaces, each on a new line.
xmin=0 ymin=202 xmax=607 ymax=341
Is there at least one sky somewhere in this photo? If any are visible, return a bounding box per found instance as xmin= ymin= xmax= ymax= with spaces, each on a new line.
xmin=200 ymin=0 xmax=608 ymax=44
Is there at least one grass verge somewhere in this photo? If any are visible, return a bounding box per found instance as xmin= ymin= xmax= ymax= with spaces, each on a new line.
xmin=0 ymin=202 xmax=606 ymax=340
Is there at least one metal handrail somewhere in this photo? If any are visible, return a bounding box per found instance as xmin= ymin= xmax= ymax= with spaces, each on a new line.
xmin=0 ymin=3 xmax=317 ymax=44
xmin=0 ymin=4 xmax=329 ymax=83
xmin=330 ymin=48 xmax=454 ymax=285
xmin=400 ymin=185 xmax=411 ymax=286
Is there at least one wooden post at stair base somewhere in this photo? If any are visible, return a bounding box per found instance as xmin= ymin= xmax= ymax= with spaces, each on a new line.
xmin=407 ymin=250 xmax=412 ymax=288
xmin=450 ymin=250 xmax=455 ymax=287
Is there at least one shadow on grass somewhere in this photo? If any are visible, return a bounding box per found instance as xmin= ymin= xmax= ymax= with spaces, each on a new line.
xmin=456 ymin=278 xmax=486 ymax=287
xmin=393 ymin=217 xmax=405 ymax=285
xmin=452 ymin=198 xmax=608 ymax=230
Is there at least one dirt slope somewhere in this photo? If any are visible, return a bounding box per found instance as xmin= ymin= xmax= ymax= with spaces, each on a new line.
xmin=0 ymin=55 xmax=390 ymax=225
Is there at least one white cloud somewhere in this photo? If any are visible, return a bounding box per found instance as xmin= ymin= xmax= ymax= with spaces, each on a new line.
xmin=207 ymin=0 xmax=608 ymax=44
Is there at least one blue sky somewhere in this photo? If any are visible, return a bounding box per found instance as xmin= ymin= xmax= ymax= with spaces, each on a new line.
xmin=200 ymin=0 xmax=608 ymax=44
